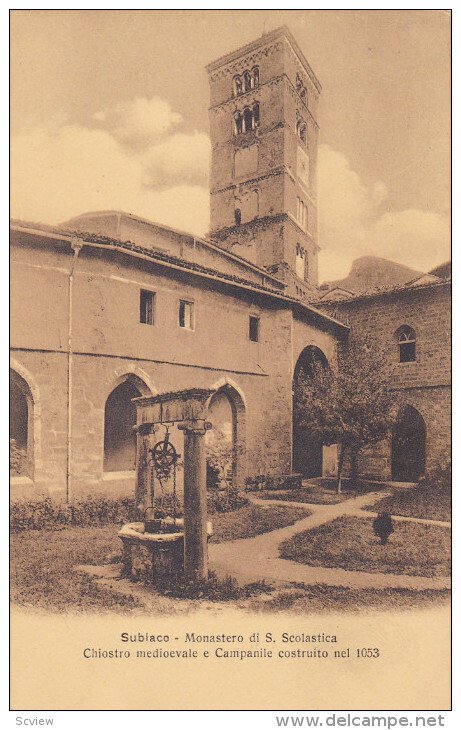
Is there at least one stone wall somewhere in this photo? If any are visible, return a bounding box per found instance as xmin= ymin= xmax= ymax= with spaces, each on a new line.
xmin=319 ymin=283 xmax=451 ymax=479
xmin=10 ymin=229 xmax=339 ymax=501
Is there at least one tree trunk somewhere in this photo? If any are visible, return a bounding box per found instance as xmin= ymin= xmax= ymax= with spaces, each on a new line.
xmin=336 ymin=443 xmax=346 ymax=494
xmin=350 ymin=446 xmax=359 ymax=490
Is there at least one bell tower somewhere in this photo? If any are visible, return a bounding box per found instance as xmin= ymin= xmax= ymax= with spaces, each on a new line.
xmin=206 ymin=26 xmax=321 ymax=298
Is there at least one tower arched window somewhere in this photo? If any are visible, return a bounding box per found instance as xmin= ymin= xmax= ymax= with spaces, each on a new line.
xmin=296 ymin=73 xmax=307 ymax=103
xmin=243 ymin=106 xmax=253 ymax=132
xmin=296 ymin=197 xmax=308 ymax=230
xmin=233 ymin=111 xmax=243 ymax=135
xmin=296 ymin=118 xmax=307 ymax=144
xmin=233 ymin=75 xmax=243 ymax=96
xmin=251 ymin=66 xmax=260 ymax=89
xmin=299 ymin=123 xmax=307 ymax=144
xmin=395 ymin=325 xmax=416 ymax=363
xmin=234 ymin=207 xmax=241 ymax=226
xmin=243 ymin=70 xmax=252 ymax=92
xmin=252 ymin=102 xmax=260 ymax=129
xmin=296 ymin=244 xmax=308 ymax=281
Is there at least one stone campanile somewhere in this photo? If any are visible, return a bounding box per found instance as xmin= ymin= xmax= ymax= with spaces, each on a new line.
xmin=206 ymin=26 xmax=321 ymax=298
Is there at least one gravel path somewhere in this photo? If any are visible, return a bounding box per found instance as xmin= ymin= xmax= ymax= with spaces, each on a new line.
xmin=209 ymin=491 xmax=451 ymax=591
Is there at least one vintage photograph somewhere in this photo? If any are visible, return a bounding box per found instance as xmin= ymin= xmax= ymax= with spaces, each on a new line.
xmin=9 ymin=9 xmax=451 ymax=711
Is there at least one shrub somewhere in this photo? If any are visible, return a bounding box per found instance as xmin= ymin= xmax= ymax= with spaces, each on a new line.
xmin=207 ymin=488 xmax=248 ymax=514
xmin=10 ymin=496 xmax=139 ymax=532
xmin=206 ymin=461 xmax=221 ymax=490
xmin=372 ymin=512 xmax=395 ymax=545
xmin=418 ymin=462 xmax=451 ymax=494
xmin=10 ymin=439 xmax=27 ymax=477
xmin=157 ymin=570 xmax=273 ymax=601
xmin=10 ymin=489 xmax=249 ymax=532
xmin=245 ymin=474 xmax=302 ymax=491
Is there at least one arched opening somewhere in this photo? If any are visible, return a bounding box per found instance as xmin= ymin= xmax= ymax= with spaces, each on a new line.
xmin=395 ymin=325 xmax=416 ymax=363
xmin=233 ymin=110 xmax=243 ymax=136
xmin=233 ymin=75 xmax=243 ymax=96
xmin=207 ymin=383 xmax=246 ymax=488
xmin=297 ymin=120 xmax=307 ymax=144
xmin=292 ymin=346 xmax=329 ymax=478
xmin=104 ymin=379 xmax=144 ymax=472
xmin=391 ymin=405 xmax=426 ymax=482
xmin=10 ymin=369 xmax=34 ymax=478
xmin=243 ymin=107 xmax=253 ymax=132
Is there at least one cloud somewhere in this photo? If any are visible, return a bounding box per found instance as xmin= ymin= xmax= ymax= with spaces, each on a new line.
xmin=11 ymin=103 xmax=449 ymax=283
xmin=143 ymin=132 xmax=211 ymax=187
xmin=11 ymin=98 xmax=210 ymax=236
xmin=94 ymin=96 xmax=182 ymax=148
xmin=317 ymin=145 xmax=450 ymax=281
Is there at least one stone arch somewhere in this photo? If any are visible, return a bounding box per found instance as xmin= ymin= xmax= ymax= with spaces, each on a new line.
xmin=10 ymin=359 xmax=42 ymax=481
xmin=103 ymin=371 xmax=154 ymax=473
xmin=101 ymin=366 xmax=156 ymax=403
xmin=292 ymin=345 xmax=329 ymax=478
xmin=207 ymin=378 xmax=247 ymax=487
xmin=391 ymin=405 xmax=426 ymax=482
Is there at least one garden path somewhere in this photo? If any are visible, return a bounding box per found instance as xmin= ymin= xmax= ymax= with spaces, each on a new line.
xmin=208 ymin=491 xmax=451 ymax=591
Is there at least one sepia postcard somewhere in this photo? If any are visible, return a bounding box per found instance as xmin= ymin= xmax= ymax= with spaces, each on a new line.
xmin=9 ymin=9 xmax=452 ymax=713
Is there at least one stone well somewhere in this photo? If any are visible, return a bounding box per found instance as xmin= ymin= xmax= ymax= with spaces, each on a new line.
xmin=118 ymin=518 xmax=213 ymax=583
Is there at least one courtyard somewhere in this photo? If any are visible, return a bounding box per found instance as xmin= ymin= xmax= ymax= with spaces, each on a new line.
xmin=10 ymin=481 xmax=451 ymax=615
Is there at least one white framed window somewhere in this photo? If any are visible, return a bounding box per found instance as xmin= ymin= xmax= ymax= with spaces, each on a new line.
xmin=140 ymin=289 xmax=155 ymax=325
xmin=179 ymin=300 xmax=194 ymax=330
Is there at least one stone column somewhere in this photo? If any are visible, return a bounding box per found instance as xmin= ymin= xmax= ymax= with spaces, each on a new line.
xmin=179 ymin=421 xmax=208 ymax=581
xmin=134 ymin=428 xmax=145 ymax=507
xmin=135 ymin=425 xmax=155 ymax=509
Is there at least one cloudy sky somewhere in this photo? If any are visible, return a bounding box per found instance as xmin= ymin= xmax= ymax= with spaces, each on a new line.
xmin=10 ymin=9 xmax=450 ymax=280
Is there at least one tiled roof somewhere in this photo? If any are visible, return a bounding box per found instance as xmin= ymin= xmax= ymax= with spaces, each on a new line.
xmin=315 ymin=276 xmax=451 ymax=305
xmin=10 ymin=218 xmax=349 ymax=332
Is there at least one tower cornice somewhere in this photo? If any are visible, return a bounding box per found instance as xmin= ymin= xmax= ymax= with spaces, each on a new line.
xmin=206 ymin=26 xmax=322 ymax=93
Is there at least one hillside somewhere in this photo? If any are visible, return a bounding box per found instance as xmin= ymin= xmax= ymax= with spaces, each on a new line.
xmin=321 ymin=256 xmax=423 ymax=294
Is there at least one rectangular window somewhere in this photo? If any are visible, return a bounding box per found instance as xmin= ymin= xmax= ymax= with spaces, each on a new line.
xmin=140 ymin=289 xmax=155 ymax=325
xmin=296 ymin=196 xmax=308 ymax=230
xmin=179 ymin=300 xmax=194 ymax=330
xmin=249 ymin=315 xmax=260 ymax=342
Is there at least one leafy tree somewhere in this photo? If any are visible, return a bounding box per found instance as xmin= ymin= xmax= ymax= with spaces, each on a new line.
xmin=294 ymin=345 xmax=398 ymax=492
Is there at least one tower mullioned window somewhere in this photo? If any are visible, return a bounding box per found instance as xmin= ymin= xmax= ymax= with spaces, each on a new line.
xmin=208 ymin=27 xmax=320 ymax=295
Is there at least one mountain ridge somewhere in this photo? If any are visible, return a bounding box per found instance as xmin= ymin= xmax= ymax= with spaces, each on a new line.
xmin=321 ymin=256 xmax=424 ymax=294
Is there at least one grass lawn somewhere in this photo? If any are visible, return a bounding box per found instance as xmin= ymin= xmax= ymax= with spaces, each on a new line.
xmin=256 ymin=481 xmax=381 ymax=505
xmin=249 ymin=583 xmax=450 ymax=614
xmin=256 ymin=487 xmax=348 ymax=505
xmin=10 ymin=504 xmax=309 ymax=612
xmin=210 ymin=504 xmax=310 ymax=543
xmin=10 ymin=525 xmax=139 ymax=613
xmin=364 ymin=487 xmax=451 ymax=522
xmin=279 ymin=516 xmax=451 ymax=578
